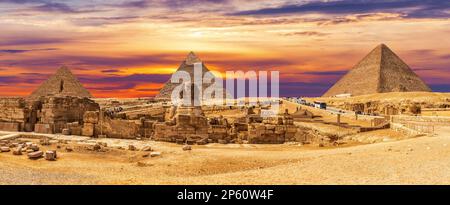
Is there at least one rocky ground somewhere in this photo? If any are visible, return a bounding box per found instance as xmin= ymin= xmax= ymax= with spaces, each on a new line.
xmin=0 ymin=128 xmax=449 ymax=185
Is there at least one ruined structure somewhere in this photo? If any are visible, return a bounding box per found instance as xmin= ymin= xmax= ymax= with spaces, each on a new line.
xmin=0 ymin=98 xmax=37 ymax=132
xmin=0 ymin=96 xmax=99 ymax=134
xmin=323 ymin=44 xmax=431 ymax=97
xmin=29 ymin=66 xmax=93 ymax=99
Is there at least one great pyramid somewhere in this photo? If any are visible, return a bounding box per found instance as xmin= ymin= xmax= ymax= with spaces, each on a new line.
xmin=323 ymin=44 xmax=431 ymax=97
xmin=156 ymin=52 xmax=228 ymax=100
xmin=29 ymin=66 xmax=93 ymax=99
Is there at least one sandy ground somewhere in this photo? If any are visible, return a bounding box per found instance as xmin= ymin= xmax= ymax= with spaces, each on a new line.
xmin=0 ymin=129 xmax=449 ymax=185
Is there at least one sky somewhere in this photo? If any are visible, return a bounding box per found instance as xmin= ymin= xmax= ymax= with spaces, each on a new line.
xmin=0 ymin=0 xmax=449 ymax=98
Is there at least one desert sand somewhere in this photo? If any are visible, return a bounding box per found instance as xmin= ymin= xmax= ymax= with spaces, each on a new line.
xmin=0 ymin=128 xmax=449 ymax=185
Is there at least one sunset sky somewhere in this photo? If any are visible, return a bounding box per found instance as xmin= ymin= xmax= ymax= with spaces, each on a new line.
xmin=0 ymin=0 xmax=449 ymax=98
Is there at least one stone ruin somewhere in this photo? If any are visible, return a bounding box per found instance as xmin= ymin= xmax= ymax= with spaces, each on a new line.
xmin=0 ymin=96 xmax=99 ymax=134
xmin=0 ymin=58 xmax=336 ymax=146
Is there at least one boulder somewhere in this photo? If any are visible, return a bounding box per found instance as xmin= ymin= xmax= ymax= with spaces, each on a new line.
xmin=128 ymin=145 xmax=136 ymax=151
xmin=29 ymin=144 xmax=40 ymax=151
xmin=12 ymin=149 xmax=22 ymax=155
xmin=93 ymin=144 xmax=101 ymax=151
xmin=150 ymin=152 xmax=161 ymax=157
xmin=0 ymin=146 xmax=11 ymax=152
xmin=44 ymin=150 xmax=57 ymax=161
xmin=62 ymin=128 xmax=71 ymax=135
xmin=182 ymin=145 xmax=192 ymax=151
xmin=13 ymin=145 xmax=23 ymax=155
xmin=218 ymin=139 xmax=228 ymax=144
xmin=141 ymin=146 xmax=152 ymax=151
xmin=28 ymin=151 xmax=43 ymax=159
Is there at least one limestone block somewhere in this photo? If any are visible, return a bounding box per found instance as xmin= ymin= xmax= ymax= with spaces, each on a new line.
xmin=34 ymin=123 xmax=54 ymax=134
xmin=83 ymin=111 xmax=99 ymax=124
xmin=82 ymin=123 xmax=94 ymax=137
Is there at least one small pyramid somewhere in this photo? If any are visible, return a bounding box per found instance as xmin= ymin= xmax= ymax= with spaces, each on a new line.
xmin=322 ymin=44 xmax=431 ymax=97
xmin=155 ymin=52 xmax=228 ymax=100
xmin=185 ymin=51 xmax=201 ymax=65
xmin=29 ymin=66 xmax=93 ymax=99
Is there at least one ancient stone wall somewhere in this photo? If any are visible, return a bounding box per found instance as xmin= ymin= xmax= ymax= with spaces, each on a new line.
xmin=36 ymin=97 xmax=99 ymax=134
xmin=0 ymin=98 xmax=39 ymax=132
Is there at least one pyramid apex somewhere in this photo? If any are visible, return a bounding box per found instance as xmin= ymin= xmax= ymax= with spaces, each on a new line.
xmin=375 ymin=43 xmax=390 ymax=50
xmin=185 ymin=51 xmax=201 ymax=65
xmin=56 ymin=65 xmax=72 ymax=73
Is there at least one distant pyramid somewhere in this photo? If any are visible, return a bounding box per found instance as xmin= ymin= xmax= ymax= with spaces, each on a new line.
xmin=29 ymin=66 xmax=93 ymax=99
xmin=156 ymin=52 xmax=228 ymax=100
xmin=322 ymin=44 xmax=431 ymax=97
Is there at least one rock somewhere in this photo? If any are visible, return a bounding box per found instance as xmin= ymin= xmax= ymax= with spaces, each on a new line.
xmin=28 ymin=151 xmax=43 ymax=159
xmin=128 ymin=145 xmax=136 ymax=151
xmin=81 ymin=123 xmax=94 ymax=137
xmin=65 ymin=146 xmax=73 ymax=152
xmin=142 ymin=153 xmax=150 ymax=158
xmin=1 ymin=146 xmax=11 ymax=152
xmin=196 ymin=140 xmax=207 ymax=145
xmin=218 ymin=139 xmax=228 ymax=144
xmin=62 ymin=128 xmax=71 ymax=135
xmin=93 ymin=144 xmax=101 ymax=151
xmin=26 ymin=149 xmax=35 ymax=153
xmin=13 ymin=149 xmax=22 ymax=155
xmin=44 ymin=150 xmax=57 ymax=161
xmin=182 ymin=145 xmax=192 ymax=151
xmin=40 ymin=139 xmax=50 ymax=145
xmin=13 ymin=145 xmax=23 ymax=155
xmin=29 ymin=144 xmax=39 ymax=151
xmin=141 ymin=146 xmax=152 ymax=151
xmin=318 ymin=143 xmax=324 ymax=147
xmin=150 ymin=152 xmax=161 ymax=157
xmin=83 ymin=111 xmax=99 ymax=124
xmin=408 ymin=148 xmax=413 ymax=152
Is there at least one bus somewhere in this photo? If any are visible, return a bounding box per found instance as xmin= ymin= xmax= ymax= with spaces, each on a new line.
xmin=314 ymin=101 xmax=327 ymax=109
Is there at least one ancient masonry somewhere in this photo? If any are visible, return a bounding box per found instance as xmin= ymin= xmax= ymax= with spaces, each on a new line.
xmin=0 ymin=55 xmax=336 ymax=145
xmin=29 ymin=66 xmax=92 ymax=99
xmin=323 ymin=44 xmax=431 ymax=97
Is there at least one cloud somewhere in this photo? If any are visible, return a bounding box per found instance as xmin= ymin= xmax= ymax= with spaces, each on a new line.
xmin=101 ymin=69 xmax=121 ymax=73
xmin=282 ymin=31 xmax=329 ymax=36
xmin=302 ymin=70 xmax=347 ymax=76
xmin=0 ymin=37 xmax=69 ymax=46
xmin=0 ymin=53 xmax=181 ymax=72
xmin=232 ymin=0 xmax=450 ymax=19
xmin=29 ymin=2 xmax=105 ymax=13
xmin=0 ymin=48 xmax=58 ymax=54
xmin=71 ymin=16 xmax=142 ymax=26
